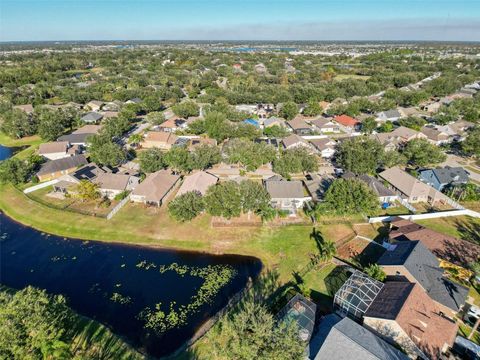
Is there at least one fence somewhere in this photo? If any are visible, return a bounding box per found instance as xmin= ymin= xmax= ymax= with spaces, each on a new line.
xmin=398 ymin=198 xmax=417 ymax=213
xmin=368 ymin=209 xmax=480 ymax=223
xmin=106 ymin=195 xmax=130 ymax=220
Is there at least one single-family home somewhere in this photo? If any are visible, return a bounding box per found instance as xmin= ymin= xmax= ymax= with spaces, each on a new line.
xmin=308 ymin=138 xmax=336 ymax=158
xmin=93 ymin=173 xmax=139 ymax=199
xmin=419 ymin=166 xmax=469 ymax=191
xmin=263 ymin=116 xmax=285 ymax=128
xmin=265 ymin=180 xmax=311 ymax=213
xmin=85 ymin=100 xmax=104 ymax=112
xmin=319 ymin=101 xmax=331 ymax=112
xmin=372 ymin=126 xmax=427 ymax=151
xmin=422 ymin=101 xmax=442 ymax=114
xmin=303 ymin=173 xmax=332 ymax=202
xmin=36 ymin=155 xmax=88 ymax=182
xmin=286 ymin=117 xmax=312 ymax=135
xmin=307 ymin=314 xmax=409 ymax=360
xmin=281 ymin=134 xmax=312 ymax=150
xmin=310 ymin=118 xmax=340 ymax=134
xmin=102 ymin=101 xmax=122 ymax=112
xmin=377 ymin=240 xmax=469 ymax=317
xmin=187 ymin=137 xmax=217 ymax=150
xmin=363 ymin=281 xmax=458 ymax=360
xmin=387 ymin=217 xmax=480 ymax=267
xmin=81 ymin=112 xmax=103 ymax=124
xmin=398 ymin=107 xmax=425 ymax=118
xmin=101 ymin=111 xmax=119 ymax=119
xmin=38 ymin=141 xmax=76 ymax=160
xmin=175 ymin=171 xmax=218 ymax=198
xmin=130 ymin=170 xmax=181 ymax=206
xmin=376 ymin=109 xmax=402 ymax=123
xmin=142 ymin=131 xmax=179 ymax=150
xmin=342 ymin=172 xmax=398 ymax=203
xmin=333 ymin=115 xmax=360 ymax=132
xmin=448 ymin=119 xmax=474 ymax=140
xmin=126 ymin=97 xmax=142 ymax=105
xmin=158 ymin=117 xmax=187 ymax=133
xmin=378 ymin=167 xmax=450 ymax=204
xmin=420 ymin=126 xmax=450 ymax=145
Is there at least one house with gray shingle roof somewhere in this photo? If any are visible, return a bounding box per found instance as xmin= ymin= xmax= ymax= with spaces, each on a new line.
xmin=419 ymin=166 xmax=469 ymax=191
xmin=376 ymin=109 xmax=402 ymax=122
xmin=265 ymin=180 xmax=311 ymax=213
xmin=81 ymin=111 xmax=103 ymax=123
xmin=378 ymin=240 xmax=469 ymax=316
xmin=36 ymin=155 xmax=88 ymax=182
xmin=308 ymin=314 xmax=409 ymax=360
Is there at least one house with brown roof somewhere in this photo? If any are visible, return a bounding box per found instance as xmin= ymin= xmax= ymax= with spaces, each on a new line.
xmin=13 ymin=104 xmax=34 ymax=114
xmin=309 ymin=138 xmax=336 ymax=158
xmin=38 ymin=141 xmax=73 ymax=160
xmin=388 ymin=217 xmax=480 ymax=267
xmin=420 ymin=126 xmax=450 ymax=145
xmin=85 ymin=100 xmax=104 ymax=112
xmin=286 ymin=117 xmax=312 ymax=135
xmin=363 ymin=281 xmax=458 ymax=360
xmin=281 ymin=134 xmax=313 ymax=151
xmin=310 ymin=118 xmax=340 ymax=134
xmin=158 ymin=117 xmax=187 ymax=133
xmin=175 ymin=171 xmax=218 ymax=198
xmin=142 ymin=131 xmax=179 ymax=150
xmin=187 ymin=137 xmax=217 ymax=150
xmin=93 ymin=173 xmax=139 ymax=199
xmin=372 ymin=126 xmax=427 ymax=151
xmin=378 ymin=167 xmax=450 ymax=204
xmin=130 ymin=170 xmax=181 ymax=206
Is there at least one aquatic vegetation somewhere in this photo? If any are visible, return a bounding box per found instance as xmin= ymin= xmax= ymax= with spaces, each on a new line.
xmin=139 ymin=263 xmax=237 ymax=335
xmin=110 ymin=292 xmax=132 ymax=305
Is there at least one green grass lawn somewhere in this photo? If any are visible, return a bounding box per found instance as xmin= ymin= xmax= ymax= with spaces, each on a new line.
xmin=459 ymin=323 xmax=480 ymax=345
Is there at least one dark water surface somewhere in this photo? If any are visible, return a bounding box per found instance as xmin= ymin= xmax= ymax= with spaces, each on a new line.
xmin=0 ymin=213 xmax=262 ymax=357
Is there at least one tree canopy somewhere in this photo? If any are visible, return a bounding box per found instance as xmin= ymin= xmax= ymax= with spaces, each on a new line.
xmin=402 ymin=138 xmax=446 ymax=167
xmin=168 ymin=191 xmax=205 ymax=222
xmin=335 ymin=137 xmax=384 ymax=175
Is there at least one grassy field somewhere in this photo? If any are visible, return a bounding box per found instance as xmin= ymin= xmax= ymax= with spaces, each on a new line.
xmin=334 ymin=74 xmax=371 ymax=81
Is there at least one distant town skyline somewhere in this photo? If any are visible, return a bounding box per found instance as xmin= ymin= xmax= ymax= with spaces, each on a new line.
xmin=1 ymin=0 xmax=480 ymax=42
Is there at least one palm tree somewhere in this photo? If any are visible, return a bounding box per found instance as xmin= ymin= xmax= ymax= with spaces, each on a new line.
xmin=319 ymin=239 xmax=337 ymax=262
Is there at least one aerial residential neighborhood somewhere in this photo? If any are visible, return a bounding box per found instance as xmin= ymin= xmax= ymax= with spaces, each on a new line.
xmin=0 ymin=2 xmax=480 ymax=359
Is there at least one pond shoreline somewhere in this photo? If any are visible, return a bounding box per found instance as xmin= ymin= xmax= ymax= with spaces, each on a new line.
xmin=0 ymin=212 xmax=262 ymax=358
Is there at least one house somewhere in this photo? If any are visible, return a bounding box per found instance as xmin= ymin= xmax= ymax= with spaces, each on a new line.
xmin=36 ymin=155 xmax=88 ymax=182
xmin=376 ymin=109 xmax=402 ymax=123
xmin=265 ymin=180 xmax=311 ymax=212
xmin=422 ymin=101 xmax=442 ymax=114
xmin=387 ymin=217 xmax=480 ymax=267
xmin=419 ymin=166 xmax=469 ymax=191
xmin=101 ymin=111 xmax=119 ymax=119
xmin=398 ymin=107 xmax=425 ymax=118
xmin=378 ymin=167 xmax=450 ymax=204
xmin=102 ymin=101 xmax=122 ymax=111
xmin=93 ymin=173 xmax=139 ymax=199
xmin=187 ymin=137 xmax=217 ymax=150
xmin=85 ymin=100 xmax=104 ymax=112
xmin=175 ymin=171 xmax=218 ymax=198
xmin=333 ymin=115 xmax=360 ymax=132
xmin=126 ymin=98 xmax=142 ymax=104
xmin=307 ymin=314 xmax=409 ymax=360
xmin=377 ymin=241 xmax=469 ymax=316
xmin=286 ymin=117 xmax=312 ymax=135
xmin=309 ymin=138 xmax=336 ymax=158
xmin=363 ymin=281 xmax=458 ymax=360
xmin=142 ymin=131 xmax=179 ymax=150
xmin=13 ymin=104 xmax=34 ymax=114
xmin=131 ymin=170 xmax=180 ymax=206
xmin=310 ymin=118 xmax=340 ymax=134
xmin=81 ymin=112 xmax=103 ymax=124
xmin=73 ymin=124 xmax=103 ymax=135
xmin=38 ymin=141 xmax=72 ymax=160
xmin=57 ymin=129 xmax=98 ymax=146
xmin=263 ymin=116 xmax=285 ymax=128
xmin=448 ymin=119 xmax=474 ymax=140
xmin=342 ymin=172 xmax=398 ymax=203
xmin=319 ymin=101 xmax=331 ymax=112
xmin=420 ymin=126 xmax=450 ymax=145
xmin=303 ymin=174 xmax=332 ymax=202
xmin=281 ymin=134 xmax=312 ymax=150
xmin=158 ymin=117 xmax=187 ymax=133
xmin=372 ymin=126 xmax=427 ymax=151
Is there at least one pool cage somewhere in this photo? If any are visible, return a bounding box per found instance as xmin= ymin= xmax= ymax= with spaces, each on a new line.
xmin=333 ymin=270 xmax=384 ymax=321
xmin=277 ymin=293 xmax=317 ymax=342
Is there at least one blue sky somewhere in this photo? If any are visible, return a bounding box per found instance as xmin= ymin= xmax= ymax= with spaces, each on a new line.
xmin=1 ymin=0 xmax=480 ymax=41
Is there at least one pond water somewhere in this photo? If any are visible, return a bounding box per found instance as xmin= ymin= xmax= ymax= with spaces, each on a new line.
xmin=0 ymin=213 xmax=262 ymax=357
xmin=0 ymin=144 xmax=13 ymax=161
